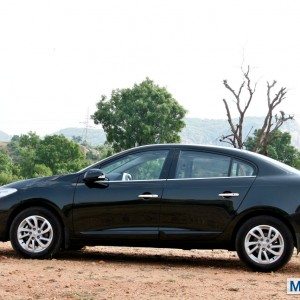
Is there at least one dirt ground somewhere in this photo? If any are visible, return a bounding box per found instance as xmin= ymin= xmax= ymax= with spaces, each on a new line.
xmin=0 ymin=242 xmax=299 ymax=300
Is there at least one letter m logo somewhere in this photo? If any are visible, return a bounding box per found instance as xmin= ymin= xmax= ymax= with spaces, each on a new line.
xmin=287 ymin=278 xmax=300 ymax=294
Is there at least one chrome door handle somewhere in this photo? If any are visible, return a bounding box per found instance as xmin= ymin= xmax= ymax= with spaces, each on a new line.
xmin=218 ymin=193 xmax=240 ymax=197
xmin=138 ymin=194 xmax=159 ymax=199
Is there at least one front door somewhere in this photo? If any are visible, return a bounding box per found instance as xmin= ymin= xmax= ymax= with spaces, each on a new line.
xmin=73 ymin=149 xmax=171 ymax=245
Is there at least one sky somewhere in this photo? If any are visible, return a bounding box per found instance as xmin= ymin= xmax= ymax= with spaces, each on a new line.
xmin=0 ymin=0 xmax=300 ymax=135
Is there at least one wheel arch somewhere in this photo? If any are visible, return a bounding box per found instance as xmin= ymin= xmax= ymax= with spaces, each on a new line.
xmin=5 ymin=198 xmax=68 ymax=246
xmin=230 ymin=207 xmax=298 ymax=250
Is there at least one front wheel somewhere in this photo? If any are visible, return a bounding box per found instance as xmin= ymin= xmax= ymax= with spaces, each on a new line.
xmin=236 ymin=216 xmax=294 ymax=272
xmin=10 ymin=207 xmax=62 ymax=258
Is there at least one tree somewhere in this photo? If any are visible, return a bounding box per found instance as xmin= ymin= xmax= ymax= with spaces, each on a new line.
xmin=221 ymin=66 xmax=293 ymax=154
xmin=245 ymin=130 xmax=300 ymax=168
xmin=36 ymin=135 xmax=87 ymax=174
xmin=85 ymin=144 xmax=114 ymax=164
xmin=7 ymin=132 xmax=42 ymax=178
xmin=6 ymin=133 xmax=88 ymax=179
xmin=32 ymin=164 xmax=53 ymax=177
xmin=92 ymin=78 xmax=187 ymax=152
xmin=19 ymin=132 xmax=40 ymax=148
xmin=0 ymin=149 xmax=13 ymax=174
xmin=0 ymin=149 xmax=20 ymax=185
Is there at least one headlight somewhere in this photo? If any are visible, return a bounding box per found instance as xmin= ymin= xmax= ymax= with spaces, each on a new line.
xmin=0 ymin=188 xmax=18 ymax=198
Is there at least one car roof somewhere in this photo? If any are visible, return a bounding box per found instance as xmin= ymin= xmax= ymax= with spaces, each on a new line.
xmin=129 ymin=144 xmax=265 ymax=161
xmin=81 ymin=143 xmax=299 ymax=176
xmin=115 ymin=144 xmax=299 ymax=176
xmin=131 ymin=143 xmax=253 ymax=154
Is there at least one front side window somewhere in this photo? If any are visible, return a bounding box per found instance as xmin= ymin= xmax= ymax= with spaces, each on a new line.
xmin=175 ymin=151 xmax=231 ymax=179
xmin=100 ymin=150 xmax=169 ymax=181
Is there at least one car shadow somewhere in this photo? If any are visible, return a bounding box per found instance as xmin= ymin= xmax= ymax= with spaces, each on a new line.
xmin=0 ymin=243 xmax=243 ymax=270
xmin=60 ymin=248 xmax=247 ymax=271
xmin=1 ymin=243 xmax=298 ymax=273
xmin=58 ymin=249 xmax=300 ymax=273
xmin=57 ymin=248 xmax=300 ymax=273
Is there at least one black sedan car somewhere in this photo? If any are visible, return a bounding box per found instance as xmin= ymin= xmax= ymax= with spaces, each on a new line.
xmin=0 ymin=144 xmax=299 ymax=271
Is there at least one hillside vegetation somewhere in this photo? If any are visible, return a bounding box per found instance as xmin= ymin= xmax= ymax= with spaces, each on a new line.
xmin=1 ymin=117 xmax=299 ymax=148
xmin=55 ymin=117 xmax=300 ymax=148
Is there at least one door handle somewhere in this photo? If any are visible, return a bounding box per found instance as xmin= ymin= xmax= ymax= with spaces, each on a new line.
xmin=218 ymin=192 xmax=240 ymax=197
xmin=138 ymin=194 xmax=159 ymax=199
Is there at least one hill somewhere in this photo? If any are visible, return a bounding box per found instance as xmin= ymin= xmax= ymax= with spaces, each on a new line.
xmin=54 ymin=127 xmax=106 ymax=146
xmin=181 ymin=117 xmax=300 ymax=147
xmin=53 ymin=117 xmax=300 ymax=148
xmin=1 ymin=117 xmax=300 ymax=148
xmin=0 ymin=130 xmax=11 ymax=142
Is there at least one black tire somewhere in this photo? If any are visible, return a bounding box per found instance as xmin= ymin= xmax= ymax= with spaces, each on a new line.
xmin=10 ymin=207 xmax=63 ymax=259
xmin=236 ymin=215 xmax=294 ymax=272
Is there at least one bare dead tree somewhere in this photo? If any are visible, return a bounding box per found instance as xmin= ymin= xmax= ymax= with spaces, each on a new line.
xmin=220 ymin=66 xmax=293 ymax=152
xmin=220 ymin=66 xmax=257 ymax=148
xmin=253 ymin=81 xmax=293 ymax=154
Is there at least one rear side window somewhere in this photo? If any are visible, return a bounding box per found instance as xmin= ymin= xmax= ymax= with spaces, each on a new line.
xmin=230 ymin=159 xmax=255 ymax=177
xmin=175 ymin=150 xmax=256 ymax=179
xmin=175 ymin=151 xmax=231 ymax=179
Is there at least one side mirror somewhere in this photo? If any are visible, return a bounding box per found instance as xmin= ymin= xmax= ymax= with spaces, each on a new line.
xmin=83 ymin=169 xmax=107 ymax=183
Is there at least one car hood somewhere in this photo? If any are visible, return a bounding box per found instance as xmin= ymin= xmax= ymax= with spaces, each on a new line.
xmin=2 ymin=174 xmax=72 ymax=189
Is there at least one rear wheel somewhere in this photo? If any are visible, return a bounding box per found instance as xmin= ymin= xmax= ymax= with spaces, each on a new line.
xmin=236 ymin=216 xmax=294 ymax=272
xmin=10 ymin=207 xmax=62 ymax=258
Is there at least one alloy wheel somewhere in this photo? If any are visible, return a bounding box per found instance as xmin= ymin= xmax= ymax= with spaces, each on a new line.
xmin=244 ymin=224 xmax=284 ymax=264
xmin=17 ymin=215 xmax=53 ymax=253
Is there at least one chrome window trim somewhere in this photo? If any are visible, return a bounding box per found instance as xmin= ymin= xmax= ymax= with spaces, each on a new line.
xmin=106 ymin=176 xmax=256 ymax=183
xmin=169 ymin=175 xmax=256 ymax=181
xmin=106 ymin=179 xmax=167 ymax=183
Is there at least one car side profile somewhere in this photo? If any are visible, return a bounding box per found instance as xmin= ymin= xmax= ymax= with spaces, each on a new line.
xmin=0 ymin=144 xmax=299 ymax=271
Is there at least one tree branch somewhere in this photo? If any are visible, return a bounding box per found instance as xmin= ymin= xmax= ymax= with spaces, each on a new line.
xmin=221 ymin=65 xmax=291 ymax=154
xmin=220 ymin=65 xmax=255 ymax=148
xmin=254 ymin=82 xmax=291 ymax=154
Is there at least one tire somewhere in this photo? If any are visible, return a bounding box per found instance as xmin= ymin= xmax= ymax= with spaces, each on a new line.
xmin=236 ymin=215 xmax=294 ymax=272
xmin=10 ymin=207 xmax=63 ymax=259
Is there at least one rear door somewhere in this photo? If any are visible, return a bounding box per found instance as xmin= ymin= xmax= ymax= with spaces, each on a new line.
xmin=159 ymin=149 xmax=256 ymax=242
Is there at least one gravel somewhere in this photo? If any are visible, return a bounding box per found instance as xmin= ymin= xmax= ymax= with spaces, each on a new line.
xmin=0 ymin=242 xmax=299 ymax=299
